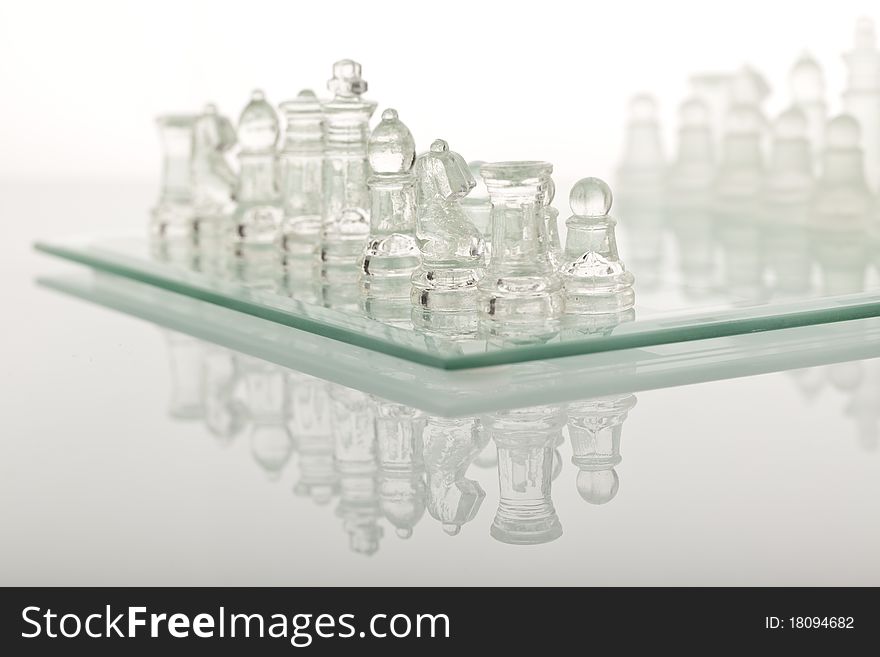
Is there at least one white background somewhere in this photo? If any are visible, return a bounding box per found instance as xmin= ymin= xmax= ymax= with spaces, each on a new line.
xmin=0 ymin=0 xmax=877 ymax=185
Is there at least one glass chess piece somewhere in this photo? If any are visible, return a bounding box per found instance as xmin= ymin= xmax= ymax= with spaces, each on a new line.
xmin=422 ymin=415 xmax=487 ymax=536
xmin=202 ymin=345 xmax=249 ymax=445
xmin=375 ymin=399 xmax=426 ymax=539
xmin=330 ymin=385 xmax=381 ymax=555
xmin=163 ymin=331 xmax=205 ymax=420
xmin=277 ymin=90 xmax=324 ymax=276
xmin=561 ymin=177 xmax=635 ymax=314
xmin=191 ymin=103 xmax=237 ymax=242
xmin=410 ymin=139 xmax=485 ymax=336
xmin=616 ymin=94 xmax=666 ymax=288
xmin=843 ymin=17 xmax=880 ymax=193
xmin=761 ymin=108 xmax=815 ymax=296
xmin=461 ymin=160 xmax=493 ymax=258
xmin=488 ymin=405 xmax=566 ymax=545
xmin=359 ymin=108 xmax=420 ymax=320
xmin=151 ymin=114 xmax=197 ymax=244
xmin=321 ymin=60 xmax=377 ymax=306
xmin=567 ymin=394 xmax=636 ymax=505
xmin=242 ymin=358 xmax=293 ymax=480
xmin=728 ymin=65 xmax=772 ymax=112
xmin=688 ymin=72 xmax=733 ymax=148
xmin=789 ymin=52 xmax=827 ymax=165
xmin=288 ymin=372 xmax=338 ymax=505
xmin=811 ymin=114 xmax=873 ymax=292
xmin=666 ymin=98 xmax=717 ymax=291
xmin=478 ymin=161 xmax=563 ymax=340
xmin=542 ymin=176 xmax=563 ymax=272
xmin=232 ymin=90 xmax=283 ymax=247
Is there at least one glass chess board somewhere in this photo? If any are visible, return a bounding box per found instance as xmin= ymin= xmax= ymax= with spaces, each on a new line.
xmin=34 ymin=231 xmax=880 ymax=370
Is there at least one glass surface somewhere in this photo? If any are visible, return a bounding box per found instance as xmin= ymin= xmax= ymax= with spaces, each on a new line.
xmin=34 ymin=233 xmax=880 ymax=370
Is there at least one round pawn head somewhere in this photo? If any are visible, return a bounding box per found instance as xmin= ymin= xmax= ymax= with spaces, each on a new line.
xmin=629 ymin=93 xmax=658 ymax=122
xmin=773 ymin=107 xmax=808 ymax=140
xmin=576 ymin=468 xmax=620 ymax=504
xmin=826 ymin=114 xmax=861 ymax=149
xmin=854 ymin=16 xmax=876 ymax=49
xmin=569 ymin=177 xmax=613 ymax=217
xmin=237 ymin=89 xmax=279 ymax=152
xmin=790 ymin=52 xmax=824 ymax=103
xmin=328 ymin=59 xmax=368 ymax=98
xmin=679 ymin=97 xmax=710 ymax=129
xmin=368 ymin=108 xmax=416 ymax=174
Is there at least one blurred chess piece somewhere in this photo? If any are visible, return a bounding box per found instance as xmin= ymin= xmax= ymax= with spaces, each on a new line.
xmin=163 ymin=332 xmax=205 ymax=420
xmin=843 ymin=17 xmax=880 ymax=193
xmin=478 ymin=161 xmax=563 ymax=341
xmin=811 ymin=115 xmax=872 ymax=295
xmin=666 ymin=98 xmax=717 ymax=293
xmin=359 ymin=109 xmax=421 ymax=321
xmin=151 ymin=114 xmax=197 ymax=244
xmin=375 ymin=399 xmax=426 ymax=539
xmin=202 ymin=346 xmax=249 ymax=445
xmin=191 ymin=103 xmax=237 ymax=242
xmin=232 ymin=90 xmax=283 ymax=247
xmin=422 ymin=415 xmax=487 ymax=536
xmin=289 ymin=373 xmax=337 ymax=505
xmin=277 ymin=90 xmax=324 ymax=277
xmin=616 ymin=94 xmax=666 ymax=288
xmin=411 ymin=139 xmax=484 ymax=337
xmin=762 ymin=108 xmax=815 ymax=297
xmin=321 ymin=60 xmax=377 ymax=302
xmin=242 ymin=358 xmax=293 ymax=480
xmin=568 ymin=394 xmax=636 ymax=505
xmin=330 ymin=384 xmax=382 ymax=555
xmin=562 ymin=177 xmax=635 ymax=315
xmin=789 ymin=52 xmax=827 ymax=166
xmin=714 ymin=104 xmax=766 ymax=300
xmin=489 ymin=405 xmax=565 ymax=544
xmin=461 ymin=160 xmax=493 ymax=258
xmin=688 ymin=72 xmax=732 ymax=147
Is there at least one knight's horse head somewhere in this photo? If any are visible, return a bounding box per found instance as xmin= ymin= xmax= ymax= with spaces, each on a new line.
xmin=193 ymin=104 xmax=236 ymax=155
xmin=414 ymin=139 xmax=476 ymax=207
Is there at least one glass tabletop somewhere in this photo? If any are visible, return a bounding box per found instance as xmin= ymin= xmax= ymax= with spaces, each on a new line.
xmin=35 ymin=222 xmax=880 ymax=370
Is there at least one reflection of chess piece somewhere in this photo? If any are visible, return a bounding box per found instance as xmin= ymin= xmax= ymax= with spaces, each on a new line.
xmin=243 ymin=359 xmax=293 ymax=480
xmin=478 ymin=161 xmax=563 ymax=341
xmin=844 ymin=360 xmax=880 ymax=451
xmin=422 ymin=416 xmax=487 ymax=536
xmin=811 ymin=115 xmax=872 ymax=293
xmin=563 ymin=177 xmax=635 ymax=315
xmin=376 ymin=399 xmax=426 ymax=539
xmin=289 ymin=373 xmax=337 ymax=505
xmin=762 ymin=108 xmax=815 ymax=296
xmin=321 ymin=60 xmax=377 ymax=296
xmin=461 ymin=160 xmax=492 ymax=258
xmin=277 ymin=90 xmax=324 ymax=273
xmin=568 ymin=394 xmax=636 ymax=505
xmin=843 ymin=17 xmax=880 ymax=193
xmin=411 ymin=140 xmax=484 ymax=337
xmin=164 ymin=332 xmax=205 ymax=420
xmin=331 ymin=385 xmax=382 ymax=555
xmin=233 ymin=90 xmax=283 ymax=247
xmin=787 ymin=367 xmax=826 ymax=400
xmin=616 ymin=94 xmax=666 ymax=288
xmin=489 ymin=405 xmax=565 ymax=544
xmin=202 ymin=346 xmax=248 ymax=445
xmin=151 ymin=114 xmax=197 ymax=243
xmin=191 ymin=103 xmax=237 ymax=241
xmin=789 ymin=53 xmax=827 ymax=165
xmin=359 ymin=109 xmax=420 ymax=319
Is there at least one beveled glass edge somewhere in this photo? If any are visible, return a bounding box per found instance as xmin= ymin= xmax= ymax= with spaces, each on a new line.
xmin=34 ymin=239 xmax=880 ymax=371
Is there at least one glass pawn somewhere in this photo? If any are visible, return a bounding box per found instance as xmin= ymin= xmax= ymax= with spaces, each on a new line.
xmin=191 ymin=103 xmax=237 ymax=242
xmin=277 ymin=89 xmax=324 ymax=276
xmin=321 ymin=60 xmax=377 ymax=304
xmin=359 ymin=108 xmax=420 ymax=320
xmin=232 ymin=90 xmax=283 ymax=247
xmin=488 ymin=405 xmax=566 ymax=545
xmin=843 ymin=17 xmax=880 ymax=193
xmin=289 ymin=373 xmax=338 ymax=505
xmin=410 ymin=139 xmax=485 ymax=336
xmin=151 ymin=114 xmax=197 ymax=244
xmin=422 ymin=416 xmax=487 ymax=536
xmin=562 ymin=177 xmax=635 ymax=314
xmin=242 ymin=359 xmax=293 ymax=480
xmin=568 ymin=394 xmax=636 ymax=505
xmin=478 ymin=161 xmax=562 ymax=340
xmin=789 ymin=52 xmax=827 ymax=165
